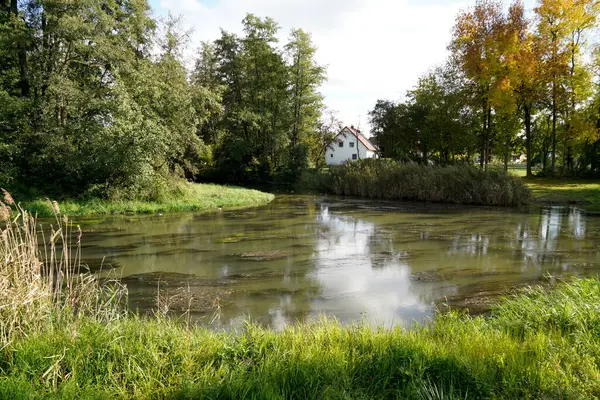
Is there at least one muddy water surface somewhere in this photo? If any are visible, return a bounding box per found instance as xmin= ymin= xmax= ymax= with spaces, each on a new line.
xmin=72 ymin=195 xmax=600 ymax=329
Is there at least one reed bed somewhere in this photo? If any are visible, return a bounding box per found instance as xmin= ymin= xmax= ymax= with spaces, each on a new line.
xmin=327 ymin=160 xmax=531 ymax=206
xmin=0 ymin=191 xmax=126 ymax=348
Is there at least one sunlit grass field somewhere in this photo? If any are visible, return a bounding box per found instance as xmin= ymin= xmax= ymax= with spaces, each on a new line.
xmin=507 ymin=165 xmax=527 ymax=177
xmin=21 ymin=183 xmax=274 ymax=217
xmin=506 ymin=165 xmax=600 ymax=205
xmin=526 ymin=179 xmax=600 ymax=205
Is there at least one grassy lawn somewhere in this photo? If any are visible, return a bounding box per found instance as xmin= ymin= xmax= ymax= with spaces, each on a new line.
xmin=21 ymin=183 xmax=274 ymax=217
xmin=505 ymin=165 xmax=600 ymax=206
xmin=507 ymin=165 xmax=527 ymax=177
xmin=525 ymin=178 xmax=600 ymax=205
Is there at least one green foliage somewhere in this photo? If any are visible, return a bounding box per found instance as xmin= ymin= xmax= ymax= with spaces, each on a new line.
xmin=211 ymin=15 xmax=326 ymax=183
xmin=296 ymin=168 xmax=331 ymax=192
xmin=372 ymin=0 xmax=600 ymax=178
xmin=0 ymin=2 xmax=329 ymax=197
xmin=327 ymin=159 xmax=531 ymax=206
xmin=369 ymin=65 xmax=478 ymax=165
xmin=526 ymin=178 xmax=600 ymax=205
xmin=0 ymin=0 xmax=206 ymax=197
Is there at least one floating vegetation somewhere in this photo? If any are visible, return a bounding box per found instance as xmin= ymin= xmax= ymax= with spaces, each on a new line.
xmin=411 ymin=268 xmax=512 ymax=283
xmin=118 ymin=248 xmax=211 ymax=258
xmin=218 ymin=237 xmax=245 ymax=243
xmin=236 ymin=250 xmax=290 ymax=261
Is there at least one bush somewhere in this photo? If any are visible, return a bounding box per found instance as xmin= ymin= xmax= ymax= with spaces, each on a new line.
xmin=296 ymin=168 xmax=332 ymax=192
xmin=327 ymin=159 xmax=531 ymax=206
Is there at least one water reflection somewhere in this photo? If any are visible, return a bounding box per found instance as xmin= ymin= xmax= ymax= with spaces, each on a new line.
xmin=70 ymin=197 xmax=600 ymax=329
xmin=311 ymin=205 xmax=427 ymax=327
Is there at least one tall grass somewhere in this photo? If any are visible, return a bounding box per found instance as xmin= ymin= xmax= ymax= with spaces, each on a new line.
xmin=0 ymin=190 xmax=126 ymax=347
xmin=2 ymin=191 xmax=600 ymax=399
xmin=3 ymin=280 xmax=600 ymax=399
xmin=327 ymin=159 xmax=531 ymax=206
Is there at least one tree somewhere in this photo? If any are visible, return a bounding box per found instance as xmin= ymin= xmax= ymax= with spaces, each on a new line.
xmin=369 ymin=100 xmax=418 ymax=161
xmin=285 ymin=28 xmax=325 ymax=176
xmin=309 ymin=107 xmax=341 ymax=170
xmin=504 ymin=1 xmax=544 ymax=176
xmin=191 ymin=42 xmax=225 ymax=148
xmin=450 ymin=0 xmax=507 ymax=169
xmin=370 ymin=63 xmax=478 ymax=165
xmin=212 ymin=14 xmax=329 ymax=182
xmin=535 ymin=0 xmax=599 ymax=174
xmin=535 ymin=0 xmax=572 ymax=173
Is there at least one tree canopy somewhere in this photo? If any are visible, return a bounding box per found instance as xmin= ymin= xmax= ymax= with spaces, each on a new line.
xmin=0 ymin=3 xmax=329 ymax=198
xmin=371 ymin=0 xmax=600 ymax=178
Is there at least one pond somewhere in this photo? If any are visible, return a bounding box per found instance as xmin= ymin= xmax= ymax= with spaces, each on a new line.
xmin=73 ymin=195 xmax=600 ymax=330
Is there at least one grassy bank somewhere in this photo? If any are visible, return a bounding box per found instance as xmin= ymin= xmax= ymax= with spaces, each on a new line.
xmin=4 ymin=280 xmax=600 ymax=399
xmin=525 ymin=178 xmax=600 ymax=206
xmin=21 ymin=182 xmax=274 ymax=217
xmin=2 ymin=196 xmax=600 ymax=398
xmin=320 ymin=160 xmax=530 ymax=206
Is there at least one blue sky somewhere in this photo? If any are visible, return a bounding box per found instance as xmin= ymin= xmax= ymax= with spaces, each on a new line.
xmin=150 ymin=0 xmax=538 ymax=131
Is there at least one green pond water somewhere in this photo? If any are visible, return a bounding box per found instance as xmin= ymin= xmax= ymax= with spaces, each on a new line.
xmin=72 ymin=195 xmax=600 ymax=330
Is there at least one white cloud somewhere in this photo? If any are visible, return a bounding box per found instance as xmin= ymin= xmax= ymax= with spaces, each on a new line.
xmin=156 ymin=0 xmax=472 ymax=131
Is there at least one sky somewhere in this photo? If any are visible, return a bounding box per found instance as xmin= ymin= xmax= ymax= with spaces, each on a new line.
xmin=149 ymin=0 xmax=537 ymax=133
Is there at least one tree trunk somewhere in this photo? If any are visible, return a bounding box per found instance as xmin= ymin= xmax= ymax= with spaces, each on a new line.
xmin=551 ymin=81 xmax=557 ymax=174
xmin=485 ymin=107 xmax=492 ymax=169
xmin=591 ymin=140 xmax=599 ymax=175
xmin=503 ymin=140 xmax=509 ymax=173
xmin=524 ymin=103 xmax=532 ymax=178
xmin=480 ymin=100 xmax=487 ymax=169
xmin=11 ymin=0 xmax=29 ymax=97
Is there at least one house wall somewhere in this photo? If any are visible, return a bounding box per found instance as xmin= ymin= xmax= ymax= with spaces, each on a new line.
xmin=325 ymin=128 xmax=375 ymax=166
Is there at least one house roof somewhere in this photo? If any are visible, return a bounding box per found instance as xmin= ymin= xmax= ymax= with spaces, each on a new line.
xmin=342 ymin=126 xmax=378 ymax=152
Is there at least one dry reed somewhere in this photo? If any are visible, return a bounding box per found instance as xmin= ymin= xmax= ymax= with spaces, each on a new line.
xmin=0 ymin=190 xmax=127 ymax=347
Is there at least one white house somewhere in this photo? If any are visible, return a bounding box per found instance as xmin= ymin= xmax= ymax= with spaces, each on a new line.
xmin=325 ymin=126 xmax=378 ymax=166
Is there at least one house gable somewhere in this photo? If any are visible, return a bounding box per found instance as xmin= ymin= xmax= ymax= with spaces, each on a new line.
xmin=325 ymin=126 xmax=378 ymax=165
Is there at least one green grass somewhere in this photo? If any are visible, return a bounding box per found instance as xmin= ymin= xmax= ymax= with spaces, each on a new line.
xmin=21 ymin=183 xmax=274 ymax=217
xmin=3 ymin=279 xmax=600 ymax=399
xmin=525 ymin=178 xmax=600 ymax=205
xmin=507 ymin=165 xmax=528 ymax=177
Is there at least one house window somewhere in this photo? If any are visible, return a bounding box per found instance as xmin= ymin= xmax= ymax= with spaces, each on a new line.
xmin=352 ymin=154 xmax=357 ymax=160
xmin=330 ymin=154 xmax=333 ymax=158
xmin=338 ymin=141 xmax=344 ymax=147
xmin=350 ymin=142 xmax=355 ymax=148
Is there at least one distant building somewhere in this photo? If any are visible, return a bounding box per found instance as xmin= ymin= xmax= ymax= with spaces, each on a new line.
xmin=325 ymin=126 xmax=378 ymax=166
